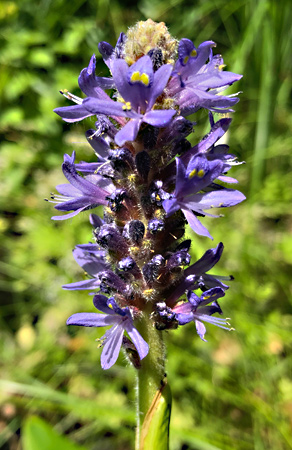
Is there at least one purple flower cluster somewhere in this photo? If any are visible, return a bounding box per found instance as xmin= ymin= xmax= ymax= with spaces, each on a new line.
xmin=52 ymin=20 xmax=244 ymax=369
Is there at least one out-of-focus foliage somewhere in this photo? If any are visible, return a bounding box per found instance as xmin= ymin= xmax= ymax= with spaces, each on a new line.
xmin=0 ymin=0 xmax=291 ymax=449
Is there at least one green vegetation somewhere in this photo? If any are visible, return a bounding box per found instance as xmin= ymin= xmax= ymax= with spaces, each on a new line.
xmin=0 ymin=0 xmax=291 ymax=449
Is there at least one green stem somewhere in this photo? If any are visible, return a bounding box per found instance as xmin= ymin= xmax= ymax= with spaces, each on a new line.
xmin=135 ymin=313 xmax=171 ymax=450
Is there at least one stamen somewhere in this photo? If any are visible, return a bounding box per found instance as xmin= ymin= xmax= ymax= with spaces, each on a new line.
xmin=87 ymin=129 xmax=100 ymax=140
xmin=94 ymin=160 xmax=111 ymax=174
xmin=122 ymin=101 xmax=132 ymax=111
xmin=60 ymin=89 xmax=83 ymax=105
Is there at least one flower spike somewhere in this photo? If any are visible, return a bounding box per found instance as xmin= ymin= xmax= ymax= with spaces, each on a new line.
xmin=52 ymin=20 xmax=244 ymax=372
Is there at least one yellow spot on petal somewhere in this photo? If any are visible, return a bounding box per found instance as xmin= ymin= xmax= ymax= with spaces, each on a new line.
xmin=198 ymin=169 xmax=205 ymax=177
xmin=190 ymin=49 xmax=197 ymax=57
xmin=130 ymin=71 xmax=150 ymax=86
xmin=183 ymin=56 xmax=189 ymax=65
xmin=131 ymin=71 xmax=141 ymax=82
xmin=188 ymin=169 xmax=197 ymax=179
xmin=140 ymin=73 xmax=150 ymax=86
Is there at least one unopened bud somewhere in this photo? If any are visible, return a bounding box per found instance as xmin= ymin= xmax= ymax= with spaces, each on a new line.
xmin=123 ymin=220 xmax=145 ymax=245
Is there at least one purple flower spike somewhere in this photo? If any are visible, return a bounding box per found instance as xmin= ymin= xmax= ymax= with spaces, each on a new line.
xmin=67 ymin=295 xmax=149 ymax=369
xmin=52 ymin=21 xmax=245 ymax=367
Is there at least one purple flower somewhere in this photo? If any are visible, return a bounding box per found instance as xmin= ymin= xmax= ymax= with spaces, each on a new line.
xmin=165 ymin=242 xmax=231 ymax=308
xmin=168 ymin=39 xmax=242 ymax=115
xmin=98 ymin=32 xmax=126 ymax=71
xmin=173 ymin=287 xmax=231 ymax=341
xmin=51 ymin=152 xmax=113 ymax=220
xmin=67 ymin=294 xmax=149 ymax=369
xmin=62 ymin=245 xmax=109 ymax=291
xmin=184 ymin=242 xmax=232 ymax=290
xmin=55 ymin=55 xmax=176 ymax=146
xmin=162 ymin=154 xmax=245 ymax=238
xmin=73 ymin=131 xmax=113 ymax=176
xmin=78 ymin=54 xmax=115 ymax=94
xmin=53 ymin=55 xmax=123 ymax=126
xmin=83 ymin=55 xmax=176 ymax=146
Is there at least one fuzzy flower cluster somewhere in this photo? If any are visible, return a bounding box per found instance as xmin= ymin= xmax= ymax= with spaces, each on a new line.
xmin=52 ymin=20 xmax=244 ymax=369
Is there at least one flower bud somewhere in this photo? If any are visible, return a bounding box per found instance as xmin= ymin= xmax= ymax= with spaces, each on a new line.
xmin=166 ymin=250 xmax=191 ymax=269
xmin=150 ymin=181 xmax=170 ymax=206
xmin=147 ymin=48 xmax=163 ymax=71
xmin=118 ymin=256 xmax=137 ymax=272
xmin=123 ymin=220 xmax=145 ymax=245
xmin=153 ymin=302 xmax=178 ymax=330
xmin=109 ymin=148 xmax=135 ymax=171
xmin=98 ymin=270 xmax=128 ymax=294
xmin=106 ymin=189 xmax=127 ymax=212
xmin=95 ymin=224 xmax=128 ymax=255
xmin=142 ymin=254 xmax=165 ymax=283
xmin=148 ymin=218 xmax=164 ymax=234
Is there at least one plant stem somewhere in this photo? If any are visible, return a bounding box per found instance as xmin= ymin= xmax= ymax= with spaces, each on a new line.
xmin=135 ymin=312 xmax=170 ymax=450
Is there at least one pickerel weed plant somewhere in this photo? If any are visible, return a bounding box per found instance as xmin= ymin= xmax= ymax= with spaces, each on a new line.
xmin=51 ymin=19 xmax=244 ymax=449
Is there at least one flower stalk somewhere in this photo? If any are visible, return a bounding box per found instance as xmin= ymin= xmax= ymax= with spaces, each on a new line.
xmin=135 ymin=314 xmax=171 ymax=450
xmin=51 ymin=18 xmax=244 ymax=448
xmin=136 ymin=313 xmax=166 ymax=422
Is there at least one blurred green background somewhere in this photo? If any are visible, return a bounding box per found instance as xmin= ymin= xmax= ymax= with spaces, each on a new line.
xmin=0 ymin=0 xmax=292 ymax=449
